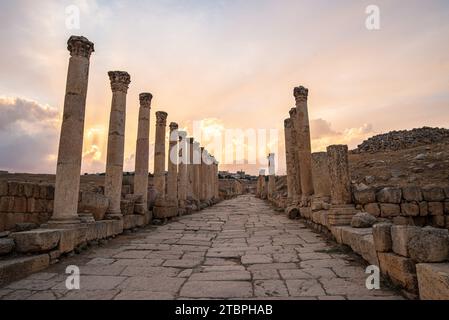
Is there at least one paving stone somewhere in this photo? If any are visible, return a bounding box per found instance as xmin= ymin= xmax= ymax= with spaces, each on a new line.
xmin=254 ymin=280 xmax=289 ymax=297
xmin=251 ymin=269 xmax=280 ymax=280
xmin=114 ymin=291 xmax=174 ymax=300
xmin=163 ymin=259 xmax=203 ymax=268
xmin=118 ymin=276 xmax=185 ymax=293
xmin=190 ymin=271 xmax=251 ymax=281
xmin=180 ymin=281 xmax=253 ymax=298
xmin=286 ymin=279 xmax=326 ymax=297
xmin=241 ymin=254 xmax=273 ymax=264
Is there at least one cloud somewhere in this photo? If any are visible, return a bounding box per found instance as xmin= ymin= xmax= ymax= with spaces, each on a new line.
xmin=0 ymin=97 xmax=59 ymax=131
xmin=310 ymin=119 xmax=375 ymax=152
xmin=0 ymin=97 xmax=60 ymax=173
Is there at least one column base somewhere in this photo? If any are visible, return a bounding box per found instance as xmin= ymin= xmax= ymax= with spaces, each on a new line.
xmin=327 ymin=204 xmax=358 ymax=226
xmin=45 ymin=217 xmax=82 ymax=229
xmin=105 ymin=212 xmax=123 ymax=220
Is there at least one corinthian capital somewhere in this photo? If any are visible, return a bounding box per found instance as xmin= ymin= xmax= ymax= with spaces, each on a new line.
xmin=139 ymin=93 xmax=153 ymax=108
xmin=67 ymin=36 xmax=94 ymax=58
xmin=108 ymin=71 xmax=131 ymax=93
xmin=155 ymin=111 xmax=168 ymax=126
xmin=293 ymin=86 xmax=309 ymax=103
xmin=169 ymin=122 xmax=179 ymax=132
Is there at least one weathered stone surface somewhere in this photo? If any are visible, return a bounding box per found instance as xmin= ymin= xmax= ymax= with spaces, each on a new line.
xmin=419 ymin=201 xmax=428 ymax=216
xmin=408 ymin=227 xmax=449 ymax=263
xmin=400 ymin=202 xmax=420 ymax=217
xmin=380 ymin=203 xmax=400 ymax=217
xmin=0 ymin=254 xmax=50 ymax=287
xmin=353 ymin=188 xmax=376 ymax=205
xmin=79 ymin=192 xmax=109 ymax=221
xmin=378 ymin=252 xmax=417 ymax=291
xmin=391 ymin=225 xmax=420 ymax=257
xmin=428 ymin=202 xmax=444 ymax=216
xmin=416 ymin=263 xmax=449 ymax=300
xmin=11 ymin=229 xmax=60 ymax=253
xmin=351 ymin=212 xmax=376 ymax=228
xmin=422 ymin=187 xmax=445 ymax=202
xmin=364 ymin=203 xmax=380 ymax=217
xmin=402 ymin=186 xmax=423 ymax=202
xmin=376 ymin=188 xmax=402 ymax=204
xmin=180 ymin=281 xmax=253 ymax=298
xmin=0 ymin=238 xmax=14 ymax=256
xmin=373 ymin=223 xmax=392 ymax=252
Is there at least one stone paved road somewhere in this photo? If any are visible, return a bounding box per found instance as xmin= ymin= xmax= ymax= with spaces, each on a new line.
xmin=0 ymin=195 xmax=404 ymax=300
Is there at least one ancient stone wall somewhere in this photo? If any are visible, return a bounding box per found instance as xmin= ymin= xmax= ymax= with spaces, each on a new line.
xmin=0 ymin=181 xmax=54 ymax=232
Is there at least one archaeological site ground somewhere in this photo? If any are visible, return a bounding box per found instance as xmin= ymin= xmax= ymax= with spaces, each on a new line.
xmin=1 ymin=0 xmax=449 ymax=317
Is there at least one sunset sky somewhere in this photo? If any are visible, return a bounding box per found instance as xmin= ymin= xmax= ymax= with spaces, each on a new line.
xmin=1 ymin=0 xmax=448 ymax=175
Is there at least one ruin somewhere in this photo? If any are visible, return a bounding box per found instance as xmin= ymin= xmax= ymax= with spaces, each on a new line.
xmin=0 ymin=35 xmax=448 ymax=300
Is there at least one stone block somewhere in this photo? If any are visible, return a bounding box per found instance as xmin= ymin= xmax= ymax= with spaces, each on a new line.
xmin=0 ymin=254 xmax=50 ymax=287
xmin=358 ymin=234 xmax=379 ymax=266
xmin=444 ymin=187 xmax=449 ymax=199
xmin=391 ymin=225 xmax=420 ymax=257
xmin=135 ymin=215 xmax=145 ymax=227
xmin=105 ymin=220 xmax=115 ymax=237
xmin=85 ymin=222 xmax=97 ymax=242
xmin=13 ymin=197 xmax=27 ymax=213
xmin=444 ymin=201 xmax=449 ymax=214
xmin=401 ymin=202 xmax=420 ymax=217
xmin=340 ymin=226 xmax=372 ymax=248
xmin=22 ymin=183 xmax=35 ymax=198
xmin=0 ymin=181 xmax=8 ymax=196
xmin=7 ymin=182 xmax=22 ymax=196
xmin=11 ymin=229 xmax=60 ymax=254
xmin=353 ymin=188 xmax=376 ymax=205
xmin=0 ymin=238 xmax=14 ymax=256
xmin=123 ymin=215 xmax=136 ymax=230
xmin=422 ymin=187 xmax=445 ymax=202
xmin=153 ymin=205 xmax=179 ymax=219
xmin=380 ymin=203 xmax=400 ymax=217
xmin=432 ymin=216 xmax=446 ymax=228
xmin=330 ymin=226 xmax=344 ymax=244
xmin=364 ymin=203 xmax=380 ymax=217
xmin=351 ymin=212 xmax=377 ymax=228
xmin=408 ymin=227 xmax=449 ymax=263
xmin=378 ymin=252 xmax=417 ymax=292
xmin=113 ymin=219 xmax=123 ymax=235
xmin=419 ymin=201 xmax=428 ymax=216
xmin=0 ymin=196 xmax=14 ymax=212
xmin=96 ymin=221 xmax=108 ymax=239
xmin=377 ymin=187 xmax=402 ymax=204
xmin=57 ymin=228 xmax=78 ymax=254
xmin=428 ymin=202 xmax=444 ymax=216
xmin=134 ymin=203 xmax=146 ymax=215
xmin=417 ymin=263 xmax=449 ymax=300
xmin=373 ymin=222 xmax=392 ymax=252
xmin=120 ymin=199 xmax=134 ymax=216
xmin=393 ymin=216 xmax=415 ymax=226
xmin=402 ymin=186 xmax=423 ymax=202
xmin=78 ymin=192 xmax=109 ymax=221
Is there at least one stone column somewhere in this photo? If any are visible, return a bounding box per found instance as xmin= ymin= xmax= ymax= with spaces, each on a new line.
xmin=178 ymin=131 xmax=188 ymax=211
xmin=293 ymin=86 xmax=314 ymax=201
xmin=199 ymin=147 xmax=206 ymax=202
xmin=104 ymin=71 xmax=131 ymax=218
xmin=193 ymin=142 xmax=201 ymax=203
xmin=311 ymin=152 xmax=331 ymax=199
xmin=51 ymin=36 xmax=94 ymax=227
xmin=284 ymin=118 xmax=298 ymax=204
xmin=187 ymin=138 xmax=195 ymax=200
xmin=133 ymin=93 xmax=152 ymax=212
xmin=289 ymin=108 xmax=302 ymax=202
xmin=267 ymin=153 xmax=276 ymax=201
xmin=153 ymin=111 xmax=168 ymax=200
xmin=167 ymin=122 xmax=179 ymax=205
xmin=214 ymin=160 xmax=220 ymax=200
xmin=327 ymin=145 xmax=352 ymax=205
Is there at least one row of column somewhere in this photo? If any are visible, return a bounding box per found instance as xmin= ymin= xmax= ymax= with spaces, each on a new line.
xmin=282 ymin=85 xmax=352 ymax=211
xmin=50 ymin=35 xmax=220 ymax=227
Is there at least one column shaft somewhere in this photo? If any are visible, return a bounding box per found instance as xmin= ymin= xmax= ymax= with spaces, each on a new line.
xmin=105 ymin=71 xmax=131 ymax=217
xmin=167 ymin=122 xmax=179 ymax=205
xmin=327 ymin=145 xmax=352 ymax=205
xmin=293 ymin=86 xmax=314 ymax=199
xmin=154 ymin=112 xmax=168 ymax=200
xmin=178 ymin=132 xmax=188 ymax=209
xmin=52 ymin=36 xmax=94 ymax=225
xmin=134 ymin=93 xmax=152 ymax=211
